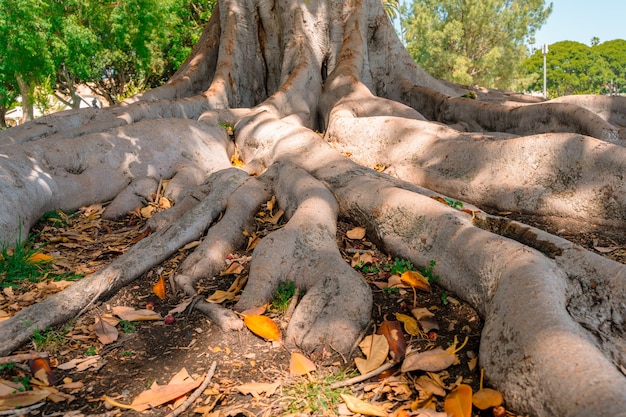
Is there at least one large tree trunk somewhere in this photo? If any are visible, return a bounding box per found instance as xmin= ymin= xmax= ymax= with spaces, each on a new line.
xmin=0 ymin=1 xmax=625 ymax=416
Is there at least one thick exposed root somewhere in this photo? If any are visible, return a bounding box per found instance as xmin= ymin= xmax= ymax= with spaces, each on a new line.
xmin=0 ymin=168 xmax=250 ymax=355
xmin=317 ymin=164 xmax=626 ymax=417
xmin=326 ymin=114 xmax=626 ymax=227
xmin=234 ymin=162 xmax=372 ymax=354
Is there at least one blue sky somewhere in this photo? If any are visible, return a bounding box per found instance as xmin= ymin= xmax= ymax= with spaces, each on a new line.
xmin=532 ymin=0 xmax=625 ymax=46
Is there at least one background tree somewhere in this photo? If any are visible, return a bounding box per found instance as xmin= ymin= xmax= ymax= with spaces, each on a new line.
xmin=0 ymin=0 xmax=214 ymax=115
xmin=595 ymin=39 xmax=626 ymax=94
xmin=523 ymin=40 xmax=616 ymax=97
xmin=0 ymin=0 xmax=57 ymax=121
xmin=402 ymin=0 xmax=552 ymax=90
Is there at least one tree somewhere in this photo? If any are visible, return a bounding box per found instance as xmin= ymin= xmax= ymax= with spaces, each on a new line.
xmin=595 ymin=39 xmax=626 ymax=94
xmin=0 ymin=1 xmax=625 ymax=416
xmin=0 ymin=0 xmax=57 ymax=121
xmin=402 ymin=0 xmax=552 ymax=90
xmin=524 ymin=40 xmax=616 ymax=97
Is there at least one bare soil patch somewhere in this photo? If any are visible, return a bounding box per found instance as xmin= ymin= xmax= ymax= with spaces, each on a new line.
xmin=1 ymin=203 xmax=624 ymax=417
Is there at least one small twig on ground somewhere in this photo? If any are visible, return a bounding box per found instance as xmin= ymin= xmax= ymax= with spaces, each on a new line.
xmin=163 ymin=361 xmax=217 ymax=417
xmin=330 ymin=362 xmax=396 ymax=389
xmin=0 ymin=351 xmax=48 ymax=365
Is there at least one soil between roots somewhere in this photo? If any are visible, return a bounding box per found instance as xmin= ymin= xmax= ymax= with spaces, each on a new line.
xmin=2 ymin=207 xmax=624 ymax=417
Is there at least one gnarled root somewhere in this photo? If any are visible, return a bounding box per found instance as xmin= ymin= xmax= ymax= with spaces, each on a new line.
xmin=235 ymin=162 xmax=372 ymax=354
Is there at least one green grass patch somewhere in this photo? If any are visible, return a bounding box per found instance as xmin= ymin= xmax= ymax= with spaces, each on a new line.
xmin=281 ymin=368 xmax=356 ymax=414
xmin=270 ymin=281 xmax=296 ymax=313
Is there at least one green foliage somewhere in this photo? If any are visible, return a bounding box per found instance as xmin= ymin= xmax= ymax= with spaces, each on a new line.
xmin=40 ymin=209 xmax=76 ymax=227
xmin=522 ymin=40 xmax=619 ymax=97
xmin=85 ymin=346 xmax=98 ymax=356
xmin=402 ymin=0 xmax=551 ymax=90
xmin=386 ymin=257 xmax=415 ymax=275
xmin=270 ymin=281 xmax=296 ymax=313
xmin=119 ymin=320 xmax=136 ymax=333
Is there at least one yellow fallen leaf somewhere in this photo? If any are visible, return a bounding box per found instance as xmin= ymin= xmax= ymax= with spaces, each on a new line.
xmin=346 ymin=226 xmax=366 ymax=240
xmin=444 ymin=384 xmax=472 ymax=417
xmin=395 ymin=313 xmax=421 ymax=336
xmin=152 ymin=275 xmax=166 ymax=300
xmin=340 ymin=394 xmax=387 ymax=417
xmin=290 ymin=352 xmax=316 ymax=377
xmin=243 ymin=315 xmax=282 ymax=342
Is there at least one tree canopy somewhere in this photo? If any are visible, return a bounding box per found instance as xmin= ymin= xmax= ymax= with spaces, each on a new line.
xmin=402 ymin=0 xmax=552 ymax=90
xmin=0 ymin=0 xmax=214 ymax=119
xmin=523 ymin=39 xmax=626 ymax=97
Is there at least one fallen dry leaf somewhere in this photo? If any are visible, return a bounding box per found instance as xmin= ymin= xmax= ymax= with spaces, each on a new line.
xmin=355 ymin=334 xmax=389 ymax=375
xmin=444 ymin=384 xmax=472 ymax=417
xmin=346 ymin=226 xmax=366 ymax=240
xmin=236 ymin=382 xmax=280 ymax=398
xmin=243 ymin=315 xmax=282 ymax=342
xmin=111 ymin=306 xmax=162 ymax=321
xmin=377 ymin=320 xmax=406 ymax=361
xmin=400 ymin=347 xmax=456 ymax=373
xmin=220 ymin=261 xmax=244 ymax=276
xmin=0 ymin=388 xmax=52 ymax=411
xmin=105 ymin=372 xmax=204 ymax=411
xmin=93 ymin=318 xmax=119 ymax=345
xmin=473 ymin=387 xmax=503 ymax=410
xmin=340 ymin=393 xmax=387 ymax=417
xmin=290 ymin=351 xmax=316 ymax=377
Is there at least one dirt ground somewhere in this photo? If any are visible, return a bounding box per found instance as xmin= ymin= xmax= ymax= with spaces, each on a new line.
xmin=1 ymin=201 xmax=624 ymax=417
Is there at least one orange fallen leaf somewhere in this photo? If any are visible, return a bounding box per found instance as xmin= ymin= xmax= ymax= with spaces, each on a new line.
xmin=377 ymin=320 xmax=406 ymax=361
xmin=152 ymin=275 xmax=166 ymax=300
xmin=27 ymin=252 xmax=54 ymax=264
xmin=473 ymin=368 xmax=503 ymax=410
xmin=290 ymin=352 xmax=316 ymax=377
xmin=104 ymin=374 xmax=204 ymax=412
xmin=29 ymin=358 xmax=56 ymax=386
xmin=243 ymin=315 xmax=282 ymax=342
xmin=444 ymin=384 xmax=472 ymax=417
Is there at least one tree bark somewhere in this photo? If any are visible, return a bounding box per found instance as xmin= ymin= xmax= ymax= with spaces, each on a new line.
xmin=0 ymin=0 xmax=624 ymax=416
